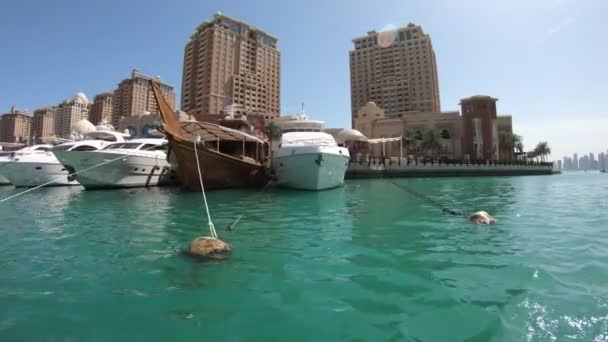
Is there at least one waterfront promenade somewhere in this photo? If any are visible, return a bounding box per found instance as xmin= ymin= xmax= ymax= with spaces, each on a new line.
xmin=346 ymin=157 xmax=556 ymax=178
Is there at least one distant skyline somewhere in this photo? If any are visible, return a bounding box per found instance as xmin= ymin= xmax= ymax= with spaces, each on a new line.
xmin=1 ymin=0 xmax=606 ymax=159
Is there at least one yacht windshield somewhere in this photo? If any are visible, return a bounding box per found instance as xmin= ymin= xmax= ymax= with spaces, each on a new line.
xmin=103 ymin=143 xmax=142 ymax=150
xmin=53 ymin=145 xmax=74 ymax=151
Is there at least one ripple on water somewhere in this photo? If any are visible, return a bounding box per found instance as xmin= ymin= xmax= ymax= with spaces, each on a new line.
xmin=1 ymin=175 xmax=608 ymax=340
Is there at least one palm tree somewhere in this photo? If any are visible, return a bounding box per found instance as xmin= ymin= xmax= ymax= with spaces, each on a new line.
xmin=533 ymin=141 xmax=551 ymax=162
xmin=512 ymin=134 xmax=524 ymax=160
xmin=402 ymin=128 xmax=416 ymax=156
xmin=421 ymin=129 xmax=442 ymax=158
xmin=264 ymin=121 xmax=282 ymax=141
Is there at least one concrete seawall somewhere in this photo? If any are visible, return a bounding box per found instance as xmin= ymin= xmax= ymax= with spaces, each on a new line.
xmin=346 ymin=162 xmax=557 ymax=179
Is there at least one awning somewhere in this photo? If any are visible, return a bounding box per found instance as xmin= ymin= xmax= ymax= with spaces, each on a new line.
xmin=367 ymin=136 xmax=402 ymax=144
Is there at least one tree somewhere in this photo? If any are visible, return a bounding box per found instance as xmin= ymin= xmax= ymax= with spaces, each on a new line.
xmin=533 ymin=141 xmax=551 ymax=162
xmin=402 ymin=128 xmax=416 ymax=156
xmin=421 ymin=130 xmax=442 ymax=158
xmin=263 ymin=121 xmax=282 ymax=141
xmin=513 ymin=134 xmax=524 ymax=154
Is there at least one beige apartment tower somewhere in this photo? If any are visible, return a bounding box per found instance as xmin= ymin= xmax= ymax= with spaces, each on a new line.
xmin=112 ymin=69 xmax=175 ymax=127
xmin=54 ymin=93 xmax=90 ymax=139
xmin=31 ymin=106 xmax=55 ymax=143
xmin=181 ymin=13 xmax=280 ymax=119
xmin=349 ymin=23 xmax=441 ymax=126
xmin=0 ymin=106 xmax=32 ymax=143
xmin=90 ymin=91 xmax=114 ymax=124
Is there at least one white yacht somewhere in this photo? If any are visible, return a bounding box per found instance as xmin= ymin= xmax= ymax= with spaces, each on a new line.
xmin=1 ymin=137 xmax=122 ymax=187
xmin=0 ymin=145 xmax=54 ymax=185
xmin=0 ymin=152 xmax=10 ymax=185
xmin=54 ymin=138 xmax=175 ymax=189
xmin=272 ymin=116 xmax=350 ymax=190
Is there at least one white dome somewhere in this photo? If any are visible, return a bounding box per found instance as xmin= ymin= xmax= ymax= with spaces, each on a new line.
xmin=72 ymin=119 xmax=96 ymax=134
xmin=72 ymin=92 xmax=89 ymax=105
xmin=336 ymin=129 xmax=368 ymax=144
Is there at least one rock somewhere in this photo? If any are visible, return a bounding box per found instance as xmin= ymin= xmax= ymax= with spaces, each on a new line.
xmin=469 ymin=211 xmax=496 ymax=224
xmin=188 ymin=237 xmax=232 ymax=260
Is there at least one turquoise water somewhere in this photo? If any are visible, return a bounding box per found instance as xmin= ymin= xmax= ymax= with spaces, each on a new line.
xmin=1 ymin=173 xmax=607 ymax=341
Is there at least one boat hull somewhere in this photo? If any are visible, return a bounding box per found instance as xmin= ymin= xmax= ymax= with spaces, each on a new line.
xmin=272 ymin=146 xmax=350 ymax=190
xmin=54 ymin=151 xmax=177 ymax=189
xmin=0 ymin=161 xmax=11 ymax=185
xmin=0 ymin=175 xmax=10 ymax=185
xmin=170 ymin=138 xmax=267 ymax=191
xmin=2 ymin=161 xmax=78 ymax=187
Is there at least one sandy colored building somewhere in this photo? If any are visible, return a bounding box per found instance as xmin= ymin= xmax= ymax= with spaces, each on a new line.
xmin=355 ymin=102 xmax=462 ymax=159
xmin=354 ymin=96 xmax=514 ymax=161
xmin=54 ymin=93 xmax=90 ymax=139
xmin=90 ymin=91 xmax=114 ymax=125
xmin=0 ymin=106 xmax=32 ymax=143
xmin=349 ymin=23 xmax=441 ymax=126
xmin=112 ymin=69 xmax=175 ymax=127
xmin=181 ymin=13 xmax=280 ymax=120
xmin=31 ymin=106 xmax=55 ymax=143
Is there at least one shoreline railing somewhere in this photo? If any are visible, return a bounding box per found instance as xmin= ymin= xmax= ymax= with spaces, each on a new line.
xmin=350 ymin=156 xmax=553 ymax=168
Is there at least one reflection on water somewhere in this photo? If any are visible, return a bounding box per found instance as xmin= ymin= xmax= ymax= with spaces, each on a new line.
xmin=0 ymin=174 xmax=607 ymax=341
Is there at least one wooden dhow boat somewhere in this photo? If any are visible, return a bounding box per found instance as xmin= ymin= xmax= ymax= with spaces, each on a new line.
xmin=150 ymin=82 xmax=268 ymax=190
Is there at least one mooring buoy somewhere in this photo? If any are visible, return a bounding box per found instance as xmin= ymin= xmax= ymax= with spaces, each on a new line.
xmin=188 ymin=236 xmax=232 ymax=260
xmin=469 ymin=211 xmax=496 ymax=224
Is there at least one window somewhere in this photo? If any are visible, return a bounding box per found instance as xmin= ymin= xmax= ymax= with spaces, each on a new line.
xmin=71 ymin=145 xmax=98 ymax=151
xmin=52 ymin=145 xmax=73 ymax=151
xmin=103 ymin=143 xmax=142 ymax=150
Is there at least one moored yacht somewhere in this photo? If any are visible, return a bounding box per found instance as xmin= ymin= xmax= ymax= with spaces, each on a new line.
xmin=0 ymin=145 xmax=54 ymax=186
xmin=54 ymin=138 xmax=175 ymax=189
xmin=272 ymin=116 xmax=350 ymax=190
xmin=3 ymin=124 xmax=128 ymax=187
xmin=1 ymin=141 xmax=107 ymax=187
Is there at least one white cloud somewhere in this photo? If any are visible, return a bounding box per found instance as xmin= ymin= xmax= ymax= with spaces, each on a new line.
xmin=546 ymin=16 xmax=575 ymax=36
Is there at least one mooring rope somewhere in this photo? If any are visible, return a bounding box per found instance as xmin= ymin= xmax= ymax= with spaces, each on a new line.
xmin=391 ymin=181 xmax=464 ymax=216
xmin=192 ymin=135 xmax=218 ymax=239
xmin=225 ymin=179 xmax=274 ymax=231
xmin=0 ymin=144 xmax=165 ymax=204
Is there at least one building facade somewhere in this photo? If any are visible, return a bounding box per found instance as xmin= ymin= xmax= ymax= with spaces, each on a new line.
xmin=31 ymin=106 xmax=55 ymax=143
xmin=349 ymin=23 xmax=441 ymax=126
xmin=89 ymin=91 xmax=114 ymax=124
xmin=0 ymin=106 xmax=32 ymax=143
xmin=354 ymin=95 xmax=514 ymax=161
xmin=181 ymin=13 xmax=280 ymax=120
xmin=354 ymin=102 xmax=463 ymax=159
xmin=54 ymin=93 xmax=90 ymax=139
xmin=112 ymin=69 xmax=175 ymax=127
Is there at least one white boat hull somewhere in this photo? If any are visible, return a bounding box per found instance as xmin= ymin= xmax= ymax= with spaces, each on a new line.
xmin=272 ymin=146 xmax=350 ymax=190
xmin=2 ymin=162 xmax=78 ymax=187
xmin=0 ymin=174 xmax=10 ymax=185
xmin=55 ymin=151 xmax=175 ymax=189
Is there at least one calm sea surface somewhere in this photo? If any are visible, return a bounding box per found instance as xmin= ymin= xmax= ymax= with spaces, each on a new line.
xmin=0 ymin=173 xmax=607 ymax=341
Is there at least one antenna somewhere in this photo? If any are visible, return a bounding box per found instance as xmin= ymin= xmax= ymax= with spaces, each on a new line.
xmin=301 ymin=102 xmax=305 ymax=114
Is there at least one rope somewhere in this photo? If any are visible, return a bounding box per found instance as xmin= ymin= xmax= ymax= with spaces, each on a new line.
xmin=0 ymin=144 xmax=164 ymax=203
xmin=192 ymin=135 xmax=218 ymax=239
xmin=391 ymin=182 xmax=464 ymax=216
xmin=225 ymin=179 xmax=274 ymax=231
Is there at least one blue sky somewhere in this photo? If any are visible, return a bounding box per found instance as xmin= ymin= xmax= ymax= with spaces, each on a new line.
xmin=0 ymin=0 xmax=606 ymax=159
